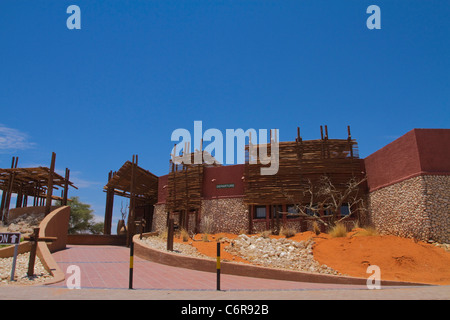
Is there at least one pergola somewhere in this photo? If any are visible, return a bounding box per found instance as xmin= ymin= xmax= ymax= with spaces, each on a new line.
xmin=103 ymin=155 xmax=159 ymax=242
xmin=0 ymin=153 xmax=77 ymax=223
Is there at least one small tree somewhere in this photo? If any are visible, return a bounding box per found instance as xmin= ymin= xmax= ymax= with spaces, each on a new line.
xmin=64 ymin=196 xmax=104 ymax=234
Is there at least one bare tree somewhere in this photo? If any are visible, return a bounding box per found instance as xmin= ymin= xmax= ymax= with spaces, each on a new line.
xmin=281 ymin=175 xmax=367 ymax=227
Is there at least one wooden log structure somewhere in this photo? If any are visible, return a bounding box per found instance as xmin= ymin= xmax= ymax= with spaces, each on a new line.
xmin=243 ymin=126 xmax=367 ymax=233
xmin=0 ymin=153 xmax=77 ymax=223
xmin=165 ymin=147 xmax=220 ymax=231
xmin=244 ymin=126 xmax=365 ymax=207
xmin=103 ymin=155 xmax=159 ymax=238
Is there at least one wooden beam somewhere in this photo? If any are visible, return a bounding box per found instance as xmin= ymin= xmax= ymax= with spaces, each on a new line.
xmin=104 ymin=170 xmax=114 ymax=235
xmin=127 ymin=155 xmax=137 ymax=246
xmin=3 ymin=156 xmax=18 ymax=223
xmin=63 ymin=168 xmax=70 ymax=206
xmin=45 ymin=152 xmax=56 ymax=215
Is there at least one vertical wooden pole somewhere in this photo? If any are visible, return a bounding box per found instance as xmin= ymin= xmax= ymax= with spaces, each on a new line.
xmin=127 ymin=155 xmax=137 ymax=246
xmin=0 ymin=190 xmax=6 ymax=221
xmin=27 ymin=228 xmax=40 ymax=277
xmin=194 ymin=209 xmax=199 ymax=234
xmin=167 ymin=218 xmax=174 ymax=251
xmin=45 ymin=152 xmax=56 ymax=215
xmin=348 ymin=125 xmax=354 ymax=159
xmin=15 ymin=183 xmax=23 ymax=208
xmin=32 ymin=183 xmax=38 ymax=206
xmin=63 ymin=168 xmax=70 ymax=205
xmin=104 ymin=171 xmax=114 ymax=235
xmin=3 ymin=156 xmax=18 ymax=223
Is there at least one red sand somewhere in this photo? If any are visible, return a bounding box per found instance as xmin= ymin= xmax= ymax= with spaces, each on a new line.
xmin=173 ymin=233 xmax=250 ymax=264
xmin=313 ymin=233 xmax=450 ymax=285
xmin=173 ymin=231 xmax=450 ymax=285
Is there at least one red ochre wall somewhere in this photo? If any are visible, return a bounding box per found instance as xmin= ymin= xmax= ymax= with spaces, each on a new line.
xmin=202 ymin=164 xmax=244 ymax=199
xmin=364 ymin=128 xmax=450 ymax=192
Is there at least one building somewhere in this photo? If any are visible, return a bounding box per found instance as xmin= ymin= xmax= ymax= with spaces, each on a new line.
xmin=154 ymin=125 xmax=366 ymax=235
xmin=364 ymin=128 xmax=450 ymax=243
xmin=104 ymin=127 xmax=449 ymax=243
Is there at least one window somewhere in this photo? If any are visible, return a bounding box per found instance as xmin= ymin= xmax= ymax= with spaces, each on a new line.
xmin=286 ymin=205 xmax=299 ymax=219
xmin=340 ymin=204 xmax=350 ymax=216
xmin=306 ymin=204 xmax=319 ymax=217
xmin=272 ymin=205 xmax=283 ymax=219
xmin=255 ymin=206 xmax=266 ymax=219
xmin=323 ymin=205 xmax=333 ymax=216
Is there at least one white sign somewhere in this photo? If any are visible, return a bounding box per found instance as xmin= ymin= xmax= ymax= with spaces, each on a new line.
xmin=0 ymin=233 xmax=21 ymax=245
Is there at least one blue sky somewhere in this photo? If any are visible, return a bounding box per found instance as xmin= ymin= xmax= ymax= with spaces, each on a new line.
xmin=0 ymin=1 xmax=449 ymax=231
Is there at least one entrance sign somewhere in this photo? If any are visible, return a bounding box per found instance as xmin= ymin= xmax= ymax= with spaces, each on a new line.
xmin=0 ymin=232 xmax=21 ymax=281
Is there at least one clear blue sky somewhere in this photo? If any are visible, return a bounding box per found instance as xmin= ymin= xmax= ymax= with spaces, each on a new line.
xmin=1 ymin=1 xmax=449 ymax=230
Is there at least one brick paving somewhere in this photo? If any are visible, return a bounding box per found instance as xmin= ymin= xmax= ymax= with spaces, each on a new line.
xmin=0 ymin=244 xmax=448 ymax=300
xmin=48 ymin=245 xmax=366 ymax=291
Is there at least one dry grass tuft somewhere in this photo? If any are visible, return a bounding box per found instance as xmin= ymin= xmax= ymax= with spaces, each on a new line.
xmin=329 ymin=223 xmax=348 ymax=238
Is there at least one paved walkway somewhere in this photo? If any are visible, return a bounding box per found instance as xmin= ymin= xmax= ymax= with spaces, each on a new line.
xmin=48 ymin=245 xmax=367 ymax=291
xmin=0 ymin=245 xmax=448 ymax=300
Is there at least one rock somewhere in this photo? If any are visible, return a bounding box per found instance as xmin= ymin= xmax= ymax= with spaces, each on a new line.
xmin=225 ymin=235 xmax=340 ymax=275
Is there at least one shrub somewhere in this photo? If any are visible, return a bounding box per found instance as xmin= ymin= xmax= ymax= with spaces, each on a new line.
xmin=260 ymin=230 xmax=272 ymax=238
xmin=312 ymin=221 xmax=321 ymax=235
xmin=329 ymin=223 xmax=348 ymax=238
xmin=158 ymin=230 xmax=168 ymax=240
xmin=355 ymin=226 xmax=379 ymax=237
xmin=180 ymin=228 xmax=189 ymax=242
xmin=280 ymin=227 xmax=296 ymax=238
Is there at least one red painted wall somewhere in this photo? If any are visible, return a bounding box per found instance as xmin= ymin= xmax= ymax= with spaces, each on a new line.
xmin=364 ymin=129 xmax=450 ymax=191
xmin=415 ymin=129 xmax=450 ymax=173
xmin=157 ymin=174 xmax=168 ymax=204
xmin=202 ymin=164 xmax=245 ymax=199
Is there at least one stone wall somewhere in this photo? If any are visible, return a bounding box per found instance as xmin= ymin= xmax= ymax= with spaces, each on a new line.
xmin=200 ymin=198 xmax=248 ymax=234
xmin=152 ymin=203 xmax=167 ymax=233
xmin=368 ymin=175 xmax=449 ymax=243
xmin=423 ymin=175 xmax=450 ymax=243
xmin=152 ymin=198 xmax=248 ymax=234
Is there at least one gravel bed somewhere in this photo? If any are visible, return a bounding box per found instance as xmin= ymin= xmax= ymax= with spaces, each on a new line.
xmin=138 ymin=236 xmax=213 ymax=260
xmin=0 ymin=251 xmax=53 ymax=286
xmin=225 ymin=234 xmax=341 ymax=275
xmin=139 ymin=234 xmax=341 ymax=275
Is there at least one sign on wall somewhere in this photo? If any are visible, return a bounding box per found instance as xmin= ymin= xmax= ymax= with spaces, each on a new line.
xmin=216 ymin=183 xmax=235 ymax=189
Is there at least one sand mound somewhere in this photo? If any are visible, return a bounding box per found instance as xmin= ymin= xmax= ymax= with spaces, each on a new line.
xmin=312 ymin=234 xmax=450 ymax=285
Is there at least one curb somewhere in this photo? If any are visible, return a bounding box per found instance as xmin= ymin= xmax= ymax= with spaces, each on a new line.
xmin=133 ymin=235 xmax=429 ymax=287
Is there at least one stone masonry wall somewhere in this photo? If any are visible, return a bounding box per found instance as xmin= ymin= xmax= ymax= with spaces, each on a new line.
xmin=368 ymin=175 xmax=449 ymax=243
xmin=423 ymin=175 xmax=450 ymax=243
xmin=152 ymin=203 xmax=167 ymax=233
xmin=200 ymin=198 xmax=248 ymax=234
xmin=152 ymin=198 xmax=248 ymax=234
